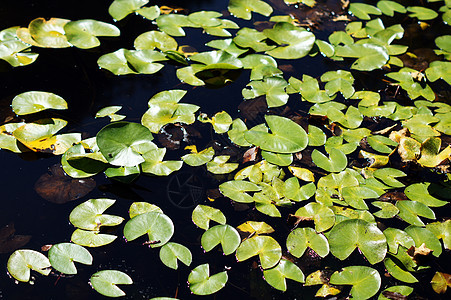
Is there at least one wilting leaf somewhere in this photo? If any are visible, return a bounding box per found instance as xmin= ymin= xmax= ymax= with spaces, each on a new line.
xmin=330 ymin=266 xmax=381 ymax=300
xmin=188 ymin=263 xmax=228 ymax=295
xmin=159 ymin=242 xmax=192 ymax=269
xmin=327 ymin=219 xmax=387 ymax=264
xmin=431 ymin=272 xmax=451 ymax=294
xmin=417 ymin=137 xmax=451 ymax=168
xmin=379 ymin=285 xmax=413 ymax=300
xmin=237 ymin=221 xmax=274 ymax=235
xmin=7 ymin=249 xmax=51 ymax=282
xmin=201 ymin=224 xmax=241 ymax=255
xmin=0 ymin=223 xmax=31 ymax=254
xmin=48 ymin=243 xmax=92 ymax=274
xmin=90 ymin=270 xmax=133 ymax=297
xmin=35 ymin=164 xmax=95 ymax=204
xmin=263 ymin=259 xmax=304 ymax=291
xmin=286 ymin=227 xmax=329 ymax=258
xmin=69 ymin=198 xmax=124 ymax=231
xmin=236 ymin=235 xmax=282 ymax=269
xmin=123 ymin=212 xmax=174 ymax=247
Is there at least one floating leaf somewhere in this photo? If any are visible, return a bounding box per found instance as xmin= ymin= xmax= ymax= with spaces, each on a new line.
xmin=233 ymin=27 xmax=275 ymax=52
xmin=404 ymin=225 xmax=442 ymax=257
xmin=426 ymin=220 xmax=451 ymax=250
xmin=294 ymin=202 xmax=335 ymax=232
xmin=134 ymin=31 xmax=178 ymax=52
xmin=12 ymin=91 xmax=67 ymax=115
xmin=156 ymin=14 xmax=194 ymax=37
xmin=141 ymin=148 xmax=183 ymax=176
xmin=206 ymin=155 xmax=239 ymax=174
xmin=201 ymin=224 xmax=241 ymax=255
xmin=96 ymin=106 xmax=125 ymax=122
xmin=96 ymin=121 xmax=154 ymax=167
xmin=384 ymin=228 xmax=415 ymax=254
xmin=228 ymin=0 xmax=273 ymax=20
xmin=425 ymin=61 xmax=451 ymax=85
xmin=237 ymin=221 xmax=274 ymax=235
xmin=90 ymin=270 xmax=133 ymax=297
xmin=327 ymin=219 xmax=387 ymax=264
xmin=286 ymin=227 xmax=329 ymax=258
xmin=188 ymin=263 xmax=228 ymax=295
xmin=396 ymin=200 xmax=435 ymax=226
xmin=28 ymin=18 xmax=71 ymax=48
xmin=242 ymin=77 xmax=288 ymax=108
xmin=263 ymin=259 xmax=305 ymax=291
xmin=192 ymin=205 xmax=226 ymax=230
xmin=406 ymin=6 xmax=438 ymax=20
xmin=304 ymin=270 xmax=341 ymax=297
xmin=220 ymin=180 xmax=261 ymax=203
xmin=108 ymin=0 xmax=149 ymax=21
xmin=48 ymin=243 xmax=92 ymax=274
xmin=159 ymin=242 xmax=192 ymax=269
xmin=349 ymin=3 xmax=382 ymax=20
xmin=372 ymin=201 xmax=399 ymax=219
xmin=123 ymin=212 xmax=174 ymax=247
xmin=244 ymin=115 xmax=308 ymax=154
xmin=236 ymin=235 xmax=282 ymax=269
xmin=129 ymin=202 xmax=163 ymax=218
xmin=7 ymin=249 xmax=51 ymax=282
xmin=377 ymin=1 xmax=407 ymax=17
xmin=312 ymin=148 xmax=347 ymax=173
xmin=284 ymin=179 xmax=316 ymax=202
xmin=69 ymin=198 xmax=123 ymax=231
xmin=417 ymin=137 xmax=451 ymax=168
xmin=198 ymin=111 xmax=233 ymax=134
xmin=330 ymin=266 xmax=381 ymax=300
xmin=405 ymin=182 xmax=447 ymax=207
xmin=384 ymin=256 xmax=418 ymax=283
xmin=431 ymin=272 xmax=451 ymax=294
xmin=263 ymin=22 xmax=315 ymax=59
xmin=373 ymin=168 xmax=406 ymax=188
xmin=71 ymin=229 xmax=117 ymax=248
xmin=64 ymin=19 xmax=120 ymax=49
xmin=261 ymin=151 xmax=292 ymax=166
xmin=334 ymin=44 xmax=389 ymax=71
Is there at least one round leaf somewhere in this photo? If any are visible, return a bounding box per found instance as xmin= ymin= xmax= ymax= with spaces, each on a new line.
xmin=123 ymin=212 xmax=174 ymax=247
xmin=286 ymin=227 xmax=329 ymax=258
xmin=236 ymin=235 xmax=282 ymax=269
xmin=330 ymin=266 xmax=381 ymax=300
xmin=263 ymin=259 xmax=305 ymax=291
xmin=69 ymin=198 xmax=124 ymax=231
xmin=159 ymin=242 xmax=192 ymax=269
xmin=48 ymin=243 xmax=92 ymax=274
xmin=188 ymin=263 xmax=228 ymax=295
xmin=90 ymin=270 xmax=133 ymax=297
xmin=201 ymin=224 xmax=241 ymax=255
xmin=12 ymin=91 xmax=67 ymax=115
xmin=7 ymin=249 xmax=51 ymax=282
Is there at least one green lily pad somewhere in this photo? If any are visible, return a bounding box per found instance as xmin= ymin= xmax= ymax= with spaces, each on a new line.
xmin=263 ymin=259 xmax=305 ymax=291
xmin=71 ymin=229 xmax=117 ymax=248
xmin=28 ymin=17 xmax=71 ymax=48
xmin=286 ymin=227 xmax=329 ymax=258
xmin=404 ymin=225 xmax=442 ymax=257
xmin=108 ymin=0 xmax=149 ymax=21
xmin=244 ymin=115 xmax=308 ymax=154
xmin=242 ymin=76 xmax=288 ymax=108
xmin=12 ymin=118 xmax=67 ymax=147
xmin=406 ymin=6 xmax=438 ymax=20
xmin=192 ymin=205 xmax=226 ymax=230
xmin=383 ymin=228 xmax=415 ymax=254
xmin=426 ymin=61 xmax=451 ymax=85
xmin=141 ymin=148 xmax=183 ymax=176
xmin=12 ymin=91 xmax=67 ymax=115
xmin=284 ymin=179 xmax=316 ymax=202
xmin=342 ymin=186 xmax=379 ymax=210
xmin=159 ymin=242 xmax=192 ymax=269
xmin=240 ymin=54 xmax=281 ymax=80
xmin=367 ymin=135 xmax=398 ymax=154
xmin=188 ymin=11 xmax=223 ymax=28
xmin=377 ymin=1 xmax=407 ymax=17
xmin=129 ymin=202 xmax=163 ymax=218
xmin=96 ymin=121 xmax=154 ymax=167
xmin=188 ymin=263 xmax=228 ymax=295
xmin=263 ymin=22 xmax=315 ymax=59
xmin=384 ymin=256 xmax=418 ymax=283
xmin=123 ymin=211 xmax=174 ymax=247
xmin=334 ymin=43 xmax=389 ymax=71
xmin=261 ymin=151 xmax=292 ymax=166
xmin=228 ymin=0 xmax=273 ymax=20
xmin=237 ymin=221 xmax=274 ymax=235
xmin=182 ymin=147 xmax=215 ymax=167
xmin=294 ymin=202 xmax=335 ymax=232
xmin=156 ymin=14 xmax=194 ymax=37
xmin=7 ymin=249 xmax=51 ymax=282
xmin=396 ymin=200 xmax=436 ymax=226
xmin=378 ymin=285 xmax=413 ymax=300
xmin=0 ymin=26 xmax=38 ymax=67
xmin=69 ymin=198 xmax=124 ymax=231
xmin=201 ymin=224 xmax=241 ymax=255
xmin=204 ymin=19 xmax=240 ymax=37
xmin=190 ymin=50 xmax=243 ymax=70
xmin=330 ymin=266 xmax=381 ymax=300
xmin=96 ymin=106 xmax=125 ymax=122
xmin=320 ymin=70 xmax=355 ymax=99
xmin=373 ymin=168 xmax=406 ymax=188
xmin=426 ymin=220 xmax=451 ymax=250
xmin=198 ymin=111 xmax=233 ymax=134
xmin=236 ymin=235 xmax=282 ymax=269
xmin=134 ymin=31 xmax=178 ymax=52
xmin=48 ymin=243 xmax=92 ymax=274
xmin=64 ymin=19 xmax=120 ymax=49
xmin=312 ymin=148 xmax=347 ymax=173
xmin=105 ymin=165 xmax=140 ymax=183
xmin=327 ymin=219 xmax=387 ymax=264
xmin=90 ymin=270 xmax=133 ymax=297
xmin=219 ymin=180 xmax=261 ymax=203
xmin=372 ymin=201 xmax=399 ymax=218
xmin=405 ymin=182 xmax=448 ymax=207
xmin=233 ymin=27 xmax=275 ymax=52
xmin=349 ymin=3 xmax=382 ymax=20
xmin=206 ymin=155 xmax=239 ymax=174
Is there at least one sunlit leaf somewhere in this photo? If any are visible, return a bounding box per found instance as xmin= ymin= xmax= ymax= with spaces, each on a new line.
xmin=377 ymin=1 xmax=406 ymax=17
xmin=426 ymin=220 xmax=451 ymax=250
xmin=237 ymin=221 xmax=274 ymax=235
xmin=182 ymin=147 xmax=215 ymax=166
xmin=123 ymin=211 xmax=174 ymax=247
xmin=242 ymin=76 xmax=288 ymax=108
xmin=7 ymin=249 xmax=51 ymax=282
xmin=372 ymin=201 xmax=399 ymax=218
xmin=431 ymin=272 xmax=451 ymax=294
xmin=206 ymin=155 xmax=239 ymax=174
xmin=384 ymin=256 xmax=418 ymax=283
xmin=71 ymin=229 xmax=117 ymax=248
xmin=69 ymin=198 xmax=124 ymax=231
xmin=48 ymin=243 xmax=92 ymax=274
xmin=12 ymin=91 xmax=67 ymax=115
xmin=90 ymin=270 xmax=133 ymax=297
xmin=108 ymin=0 xmax=149 ymax=21
xmin=330 ymin=266 xmax=381 ymax=300
xmin=294 ymin=202 xmax=335 ymax=232
xmin=312 ymin=148 xmax=347 ymax=173
xmin=236 ymin=235 xmax=282 ymax=269
xmin=396 ymin=200 xmax=436 ymax=226
xmin=64 ymin=19 xmax=120 ymax=49
xmin=159 ymin=242 xmax=192 ymax=269
xmin=404 ymin=225 xmax=442 ymax=257
xmin=383 ymin=227 xmax=415 ymax=255
xmin=405 ymin=182 xmax=448 ymax=207
xmin=228 ymin=0 xmax=273 ymax=20
xmin=192 ymin=205 xmax=226 ymax=230
xmin=28 ymin=18 xmax=71 ymax=48
xmin=201 ymin=224 xmax=241 ymax=255
xmin=334 ymin=43 xmax=389 ymax=71
xmin=286 ymin=227 xmax=329 ymax=258
xmin=406 ymin=6 xmax=438 ymax=20
xmin=129 ymin=202 xmax=163 ymax=218
xmin=349 ymin=3 xmax=382 ymax=20
xmin=134 ymin=31 xmax=178 ymax=52
xmin=188 ymin=263 xmax=228 ymax=295
xmin=263 ymin=259 xmax=305 ymax=291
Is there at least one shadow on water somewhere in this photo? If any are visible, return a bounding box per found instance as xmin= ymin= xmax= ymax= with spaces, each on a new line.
xmin=0 ymin=0 xmax=450 ymax=299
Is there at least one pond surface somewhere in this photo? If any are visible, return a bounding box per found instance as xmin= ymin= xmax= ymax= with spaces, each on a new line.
xmin=0 ymin=0 xmax=450 ymax=299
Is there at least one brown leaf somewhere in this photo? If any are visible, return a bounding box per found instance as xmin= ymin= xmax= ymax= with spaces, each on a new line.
xmin=407 ymin=243 xmax=433 ymax=264
xmin=379 ymin=191 xmax=408 ymax=202
xmin=0 ymin=223 xmax=32 ymax=254
xmin=238 ymin=96 xmax=267 ymax=122
xmin=382 ymin=291 xmax=408 ymax=300
xmin=242 ymin=147 xmax=259 ymax=163
xmin=431 ymin=271 xmax=451 ymax=294
xmin=34 ymin=164 xmax=95 ymax=204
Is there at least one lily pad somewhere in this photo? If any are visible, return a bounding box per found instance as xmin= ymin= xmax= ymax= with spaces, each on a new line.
xmin=123 ymin=212 xmax=174 ymax=247
xmin=242 ymin=76 xmax=288 ymax=108
xmin=334 ymin=43 xmax=389 ymax=71
xmin=405 ymin=182 xmax=448 ymax=207
xmin=28 ymin=18 xmax=71 ymax=48
xmin=206 ymin=155 xmax=239 ymax=174
xmin=219 ymin=180 xmax=261 ymax=203
xmin=294 ymin=202 xmax=335 ymax=232
xmin=237 ymin=221 xmax=274 ymax=235
xmin=236 ymin=235 xmax=282 ymax=269
xmin=90 ymin=270 xmax=133 ymax=297
xmin=64 ymin=19 xmax=120 ymax=49
xmin=263 ymin=259 xmax=305 ymax=291
xmin=129 ymin=202 xmax=163 ymax=218
xmin=406 ymin=6 xmax=438 ymax=20
xmin=69 ymin=198 xmax=124 ymax=231
xmin=330 ymin=266 xmax=381 ymax=300
xmin=404 ymin=225 xmax=442 ymax=257
xmin=286 ymin=227 xmax=329 ymax=258
xmin=327 ymin=219 xmax=387 ymax=264
xmin=201 ymin=224 xmax=241 ymax=255
xmin=48 ymin=243 xmax=92 ymax=274
xmin=108 ymin=0 xmax=149 ymax=21
xmin=7 ymin=249 xmax=51 ymax=282
xmin=188 ymin=263 xmax=228 ymax=295
xmin=71 ymin=229 xmax=117 ymax=248
xmin=134 ymin=31 xmax=178 ymax=52
xmin=192 ymin=205 xmax=226 ymax=230
xmin=12 ymin=91 xmax=67 ymax=115
xmin=228 ymin=0 xmax=273 ymax=20
xmin=396 ymin=200 xmax=436 ymax=226
xmin=159 ymin=242 xmax=192 ymax=269
xmin=311 ymin=148 xmax=347 ymax=173
xmin=426 ymin=220 xmax=451 ymax=250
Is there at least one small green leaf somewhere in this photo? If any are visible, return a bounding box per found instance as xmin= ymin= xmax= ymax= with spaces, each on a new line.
xmin=396 ymin=200 xmax=436 ymax=226
xmin=312 ymin=148 xmax=347 ymax=173
xmin=330 ymin=266 xmax=381 ymax=300
xmin=236 ymin=235 xmax=282 ymax=269
xmin=295 ymin=202 xmax=335 ymax=232
xmin=123 ymin=212 xmax=174 ymax=247
xmin=7 ymin=250 xmax=51 ymax=282
xmin=69 ymin=198 xmax=124 ymax=231
xmin=12 ymin=91 xmax=67 ymax=115
xmin=406 ymin=6 xmax=438 ymax=20
xmin=349 ymin=3 xmax=382 ymax=20
xmin=188 ymin=264 xmax=228 ymax=295
xmin=90 ymin=270 xmax=133 ymax=297
xmin=286 ymin=227 xmax=329 ymax=258
xmin=228 ymin=0 xmax=273 ymax=20
xmin=129 ymin=202 xmax=163 ymax=218
xmin=159 ymin=242 xmax=192 ymax=269
xmin=108 ymin=0 xmax=149 ymax=21
xmin=71 ymin=229 xmax=117 ymax=248
xmin=192 ymin=205 xmax=226 ymax=230
xmin=48 ymin=243 xmax=92 ymax=274
xmin=64 ymin=19 xmax=120 ymax=49
xmin=263 ymin=259 xmax=305 ymax=291
xmin=201 ymin=224 xmax=241 ymax=255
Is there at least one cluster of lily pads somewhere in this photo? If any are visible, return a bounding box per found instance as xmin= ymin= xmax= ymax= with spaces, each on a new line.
xmin=2 ymin=0 xmax=451 ymax=298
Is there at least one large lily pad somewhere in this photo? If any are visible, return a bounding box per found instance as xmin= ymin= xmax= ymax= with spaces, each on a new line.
xmin=236 ymin=235 xmax=282 ymax=269
xmin=7 ymin=249 xmax=51 ymax=282
xmin=90 ymin=270 xmax=133 ymax=297
xmin=263 ymin=259 xmax=305 ymax=291
xmin=69 ymin=198 xmax=124 ymax=231
xmin=48 ymin=243 xmax=92 ymax=274
xmin=286 ymin=227 xmax=329 ymax=258
xmin=330 ymin=266 xmax=381 ymax=299
xmin=334 ymin=44 xmax=389 ymax=71
xmin=188 ymin=263 xmax=228 ymax=295
xmin=201 ymin=224 xmax=241 ymax=255
xmin=123 ymin=212 xmax=174 ymax=247
xmin=159 ymin=242 xmax=192 ymax=270
xmin=12 ymin=91 xmax=67 ymax=115
xmin=244 ymin=115 xmax=308 ymax=153
xmin=327 ymin=219 xmax=387 ymax=264
xmin=64 ymin=19 xmax=120 ymax=49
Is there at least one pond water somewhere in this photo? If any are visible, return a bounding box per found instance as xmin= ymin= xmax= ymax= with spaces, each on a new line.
xmin=1 ymin=0 xmax=450 ymax=299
